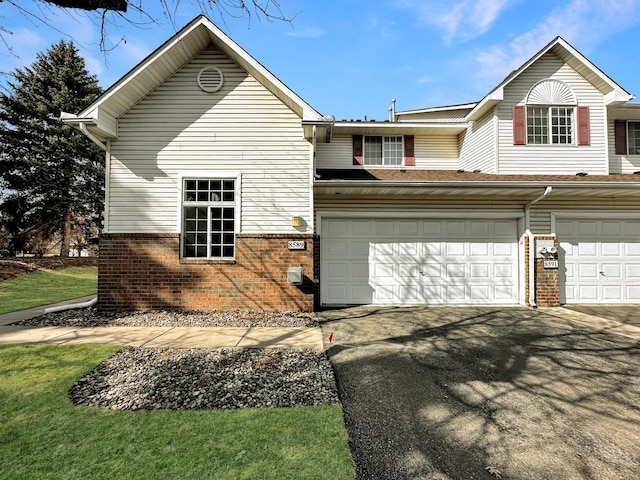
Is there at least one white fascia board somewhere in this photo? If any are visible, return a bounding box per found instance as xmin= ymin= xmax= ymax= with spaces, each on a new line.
xmin=76 ymin=16 xmax=323 ymax=122
xmin=332 ymin=121 xmax=469 ymax=130
xmin=466 ymin=36 xmax=634 ymax=121
xmin=314 ymin=180 xmax=640 ymax=190
xmin=76 ymin=17 xmax=208 ymax=119
xmin=396 ymin=103 xmax=478 ymax=116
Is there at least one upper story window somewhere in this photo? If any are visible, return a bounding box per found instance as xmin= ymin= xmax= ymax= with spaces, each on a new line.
xmin=352 ymin=134 xmax=415 ymax=167
xmin=628 ymin=122 xmax=640 ymax=154
xmin=527 ymin=106 xmax=573 ymax=144
xmin=364 ymin=136 xmax=403 ymax=166
xmin=514 ymin=79 xmax=590 ymax=146
xmin=181 ymin=177 xmax=238 ymax=259
xmin=615 ymin=121 xmax=640 ymax=155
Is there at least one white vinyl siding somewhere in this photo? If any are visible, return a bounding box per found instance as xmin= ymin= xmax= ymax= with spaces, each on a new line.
xmin=107 ymin=46 xmax=312 ymax=234
xmin=497 ymin=52 xmax=607 ymax=174
xmin=459 ymin=111 xmax=496 ymax=173
xmin=315 ymin=135 xmax=458 ymax=169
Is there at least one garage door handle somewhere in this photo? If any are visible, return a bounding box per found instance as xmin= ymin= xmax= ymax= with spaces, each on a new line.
xmin=600 ymin=271 xmax=605 ymax=276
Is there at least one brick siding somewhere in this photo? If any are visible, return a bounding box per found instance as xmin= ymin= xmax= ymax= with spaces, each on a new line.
xmin=98 ymin=233 xmax=315 ymax=311
xmin=524 ymin=235 xmax=561 ymax=307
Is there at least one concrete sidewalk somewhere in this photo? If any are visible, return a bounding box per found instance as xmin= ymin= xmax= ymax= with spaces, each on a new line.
xmin=0 ymin=297 xmax=324 ymax=350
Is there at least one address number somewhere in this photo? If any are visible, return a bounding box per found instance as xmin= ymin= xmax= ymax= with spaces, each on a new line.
xmin=543 ymin=260 xmax=558 ymax=269
xmin=288 ymin=241 xmax=306 ymax=250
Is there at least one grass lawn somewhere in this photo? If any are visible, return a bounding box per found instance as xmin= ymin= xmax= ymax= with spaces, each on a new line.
xmin=0 ymin=344 xmax=354 ymax=480
xmin=0 ymin=267 xmax=97 ymax=314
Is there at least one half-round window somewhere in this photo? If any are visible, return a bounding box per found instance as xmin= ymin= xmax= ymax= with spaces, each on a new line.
xmin=197 ymin=66 xmax=224 ymax=93
xmin=526 ymin=79 xmax=576 ymax=105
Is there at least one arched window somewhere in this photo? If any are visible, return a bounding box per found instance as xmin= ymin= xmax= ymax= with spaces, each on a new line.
xmin=513 ymin=79 xmax=590 ymax=146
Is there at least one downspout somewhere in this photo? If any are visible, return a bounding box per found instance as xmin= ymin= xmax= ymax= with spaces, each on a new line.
xmin=524 ymin=186 xmax=552 ymax=307
xmin=79 ymin=123 xmax=107 ymax=151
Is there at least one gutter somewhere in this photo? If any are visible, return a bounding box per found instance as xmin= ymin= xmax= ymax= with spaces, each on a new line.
xmin=60 ymin=112 xmax=107 ymax=151
xmin=524 ymin=186 xmax=552 ymax=307
xmin=313 ymin=180 xmax=640 ymax=189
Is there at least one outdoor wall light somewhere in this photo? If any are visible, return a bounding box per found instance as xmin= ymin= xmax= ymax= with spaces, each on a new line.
xmin=291 ymin=216 xmax=302 ymax=227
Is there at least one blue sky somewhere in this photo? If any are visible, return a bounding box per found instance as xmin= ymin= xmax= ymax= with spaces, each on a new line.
xmin=1 ymin=0 xmax=640 ymax=119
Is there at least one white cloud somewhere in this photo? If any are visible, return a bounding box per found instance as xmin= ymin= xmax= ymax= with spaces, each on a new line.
xmin=400 ymin=0 xmax=513 ymax=43
xmin=473 ymin=0 xmax=640 ymax=87
xmin=286 ymin=26 xmax=325 ymax=39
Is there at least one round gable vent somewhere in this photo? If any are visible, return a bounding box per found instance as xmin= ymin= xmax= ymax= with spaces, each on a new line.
xmin=197 ymin=66 xmax=224 ymax=93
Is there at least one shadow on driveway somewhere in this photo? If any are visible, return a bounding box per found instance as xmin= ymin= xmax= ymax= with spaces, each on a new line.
xmin=319 ymin=306 xmax=640 ymax=480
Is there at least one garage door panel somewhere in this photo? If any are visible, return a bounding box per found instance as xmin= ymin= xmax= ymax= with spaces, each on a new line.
xmin=321 ymin=218 xmax=519 ymax=306
xmin=471 ymin=264 xmax=490 ymax=278
xmin=558 ymin=219 xmax=640 ymax=303
xmin=446 ymin=243 xmax=465 ymax=256
xmin=628 ymin=286 xmax=640 ymax=299
xmin=626 ymin=243 xmax=640 ymax=256
xmin=627 ymin=265 xmax=640 ymax=278
xmin=603 ymin=286 xmax=622 ymax=300
xmin=494 ymin=242 xmax=516 ymax=257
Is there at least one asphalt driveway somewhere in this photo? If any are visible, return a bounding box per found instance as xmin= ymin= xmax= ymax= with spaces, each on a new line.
xmin=319 ymin=306 xmax=640 ymax=480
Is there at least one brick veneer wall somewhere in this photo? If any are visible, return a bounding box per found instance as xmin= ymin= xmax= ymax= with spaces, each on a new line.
xmin=98 ymin=233 xmax=315 ymax=311
xmin=523 ymin=235 xmax=561 ymax=307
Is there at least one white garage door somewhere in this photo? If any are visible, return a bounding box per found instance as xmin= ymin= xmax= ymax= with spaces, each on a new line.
xmin=321 ymin=218 xmax=519 ymax=306
xmin=558 ymin=219 xmax=640 ymax=303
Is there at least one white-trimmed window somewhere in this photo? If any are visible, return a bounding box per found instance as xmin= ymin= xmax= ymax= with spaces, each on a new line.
xmin=527 ymin=106 xmax=574 ymax=145
xmin=364 ymin=136 xmax=403 ymax=165
xmin=181 ymin=178 xmax=238 ymax=259
xmin=628 ymin=122 xmax=640 ymax=154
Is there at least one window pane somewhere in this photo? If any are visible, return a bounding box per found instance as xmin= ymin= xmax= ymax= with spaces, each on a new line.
xmin=629 ymin=122 xmax=640 ymax=154
xmin=551 ymin=107 xmax=572 ymax=144
xmin=527 ymin=107 xmax=548 ymax=144
xmin=364 ymin=136 xmax=383 ymax=165
xmin=223 ymin=180 xmax=235 ymax=191
xmin=383 ymin=136 xmax=403 ymax=165
xmin=223 ymin=246 xmax=234 ymax=257
xmin=211 ymin=246 xmax=222 ymax=257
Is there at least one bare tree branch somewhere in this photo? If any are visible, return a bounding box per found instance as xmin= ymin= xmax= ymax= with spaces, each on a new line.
xmin=1 ymin=0 xmax=296 ymax=57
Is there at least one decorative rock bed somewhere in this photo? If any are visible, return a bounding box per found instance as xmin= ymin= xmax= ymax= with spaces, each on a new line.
xmin=70 ymin=347 xmax=339 ymax=410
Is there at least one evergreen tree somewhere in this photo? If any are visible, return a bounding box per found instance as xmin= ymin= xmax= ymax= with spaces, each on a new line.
xmin=0 ymin=40 xmax=104 ymax=256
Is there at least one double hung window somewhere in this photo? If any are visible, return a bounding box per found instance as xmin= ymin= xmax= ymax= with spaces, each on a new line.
xmin=527 ymin=106 xmax=574 ymax=145
xmin=181 ymin=178 xmax=237 ymax=259
xmin=364 ymin=136 xmax=403 ymax=165
xmin=628 ymin=122 xmax=640 ymax=154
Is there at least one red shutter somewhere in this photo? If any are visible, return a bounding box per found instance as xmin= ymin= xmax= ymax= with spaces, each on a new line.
xmin=615 ymin=120 xmax=627 ymax=155
xmin=404 ymin=135 xmax=415 ymax=166
xmin=353 ymin=135 xmax=363 ymax=165
xmin=513 ymin=105 xmax=526 ymax=145
xmin=577 ymin=106 xmax=590 ymax=145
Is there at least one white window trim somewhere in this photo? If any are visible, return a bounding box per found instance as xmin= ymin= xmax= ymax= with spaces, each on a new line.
xmin=177 ymin=172 xmax=241 ymax=259
xmin=363 ymin=135 xmax=404 ymax=166
xmin=626 ymin=120 xmax=640 ymax=155
xmin=526 ymin=105 xmax=575 ymax=146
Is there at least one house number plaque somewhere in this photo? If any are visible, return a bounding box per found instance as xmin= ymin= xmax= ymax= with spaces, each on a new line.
xmin=288 ymin=241 xmax=306 ymax=250
xmin=543 ymin=260 xmax=558 ymax=269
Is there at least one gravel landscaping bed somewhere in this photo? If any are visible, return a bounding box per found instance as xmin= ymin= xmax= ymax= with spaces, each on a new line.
xmin=70 ymin=347 xmax=339 ymax=410
xmin=15 ymin=308 xmax=319 ymax=328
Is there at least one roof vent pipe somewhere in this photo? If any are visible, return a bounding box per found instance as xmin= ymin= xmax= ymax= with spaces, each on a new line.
xmin=391 ymin=98 xmax=396 ymax=122
xmin=388 ymin=106 xmax=392 ymax=122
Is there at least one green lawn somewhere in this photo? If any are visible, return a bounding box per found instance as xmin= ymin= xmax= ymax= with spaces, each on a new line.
xmin=0 ymin=267 xmax=97 ymax=314
xmin=0 ymin=344 xmax=354 ymax=480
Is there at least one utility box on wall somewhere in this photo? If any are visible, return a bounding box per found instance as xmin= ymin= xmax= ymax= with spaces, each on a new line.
xmin=287 ymin=267 xmax=303 ymax=286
